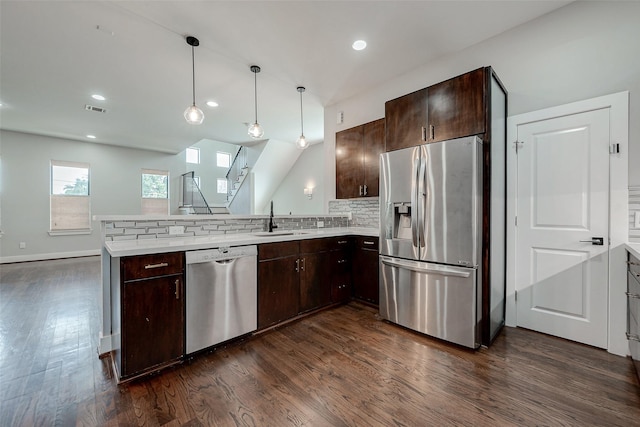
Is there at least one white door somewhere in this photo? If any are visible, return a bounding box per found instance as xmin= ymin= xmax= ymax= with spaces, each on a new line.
xmin=515 ymin=108 xmax=610 ymax=348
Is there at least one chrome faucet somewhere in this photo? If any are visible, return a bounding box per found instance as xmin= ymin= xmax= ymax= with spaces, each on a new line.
xmin=268 ymin=200 xmax=278 ymax=232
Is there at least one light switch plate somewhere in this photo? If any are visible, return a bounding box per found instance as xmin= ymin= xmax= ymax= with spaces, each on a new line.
xmin=635 ymin=211 xmax=640 ymax=228
xmin=317 ymin=221 xmax=324 ymax=228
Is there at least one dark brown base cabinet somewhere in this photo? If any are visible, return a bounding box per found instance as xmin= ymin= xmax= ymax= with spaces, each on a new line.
xmin=112 ymin=252 xmax=185 ymax=381
xmin=258 ymin=238 xmax=354 ymax=330
xmin=353 ymin=237 xmax=379 ymax=305
xmin=628 ymin=252 xmax=640 ymax=382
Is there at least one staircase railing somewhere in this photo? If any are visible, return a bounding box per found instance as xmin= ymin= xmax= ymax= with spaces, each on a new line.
xmin=181 ymin=171 xmax=212 ymax=214
xmin=226 ymin=146 xmax=248 ymax=201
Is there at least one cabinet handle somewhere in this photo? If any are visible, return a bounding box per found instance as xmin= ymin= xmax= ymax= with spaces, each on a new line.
xmin=627 ymin=333 xmax=640 ymax=342
xmin=363 ymin=184 xmax=368 ymax=196
xmin=145 ymin=262 xmax=168 ymax=269
xmin=338 ymin=259 xmax=347 ymax=264
xmin=627 ymin=261 xmax=640 ymax=266
xmin=429 ymin=125 xmax=435 ymax=140
xmin=421 ymin=127 xmax=427 ymax=141
xmin=295 ymin=259 xmax=300 ymax=273
xmin=359 ymin=185 xmax=363 ymax=196
xmin=338 ymin=240 xmax=348 ymax=245
xmin=363 ymin=240 xmax=375 ymax=245
xmin=175 ymin=279 xmax=180 ymax=300
xmin=301 ymin=258 xmax=305 ymax=272
xmin=626 ymin=291 xmax=640 ymax=299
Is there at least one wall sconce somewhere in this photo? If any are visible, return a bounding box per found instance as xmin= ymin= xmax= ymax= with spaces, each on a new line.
xmin=304 ymin=187 xmax=313 ymax=199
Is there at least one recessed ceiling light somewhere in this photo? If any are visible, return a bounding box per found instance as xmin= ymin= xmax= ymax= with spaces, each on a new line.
xmin=86 ymin=134 xmax=97 ymax=139
xmin=352 ymin=40 xmax=367 ymax=51
xmin=206 ymin=101 xmax=219 ymax=107
xmin=91 ymin=94 xmax=106 ymax=101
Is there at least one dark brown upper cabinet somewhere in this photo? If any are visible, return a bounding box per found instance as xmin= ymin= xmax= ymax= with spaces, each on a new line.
xmin=384 ymin=88 xmax=428 ymax=152
xmin=335 ymin=118 xmax=385 ymax=199
xmin=385 ymin=67 xmax=487 ymax=151
xmin=426 ymin=67 xmax=485 ymax=143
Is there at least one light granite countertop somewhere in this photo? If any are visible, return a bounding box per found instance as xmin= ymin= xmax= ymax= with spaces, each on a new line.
xmin=104 ymin=227 xmax=378 ymax=258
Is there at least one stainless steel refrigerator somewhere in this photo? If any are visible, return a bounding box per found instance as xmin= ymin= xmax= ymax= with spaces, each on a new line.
xmin=379 ymin=135 xmax=483 ymax=348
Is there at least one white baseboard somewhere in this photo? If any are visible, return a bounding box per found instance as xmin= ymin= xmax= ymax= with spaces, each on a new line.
xmin=0 ymin=249 xmax=101 ymax=264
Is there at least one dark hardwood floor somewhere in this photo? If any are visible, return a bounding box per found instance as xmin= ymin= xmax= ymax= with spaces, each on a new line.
xmin=1 ymin=256 xmax=639 ymax=426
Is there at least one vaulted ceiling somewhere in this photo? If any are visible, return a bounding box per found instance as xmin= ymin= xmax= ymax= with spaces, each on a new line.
xmin=0 ymin=1 xmax=571 ymax=153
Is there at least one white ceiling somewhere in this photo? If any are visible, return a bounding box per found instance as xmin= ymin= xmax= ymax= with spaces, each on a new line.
xmin=0 ymin=1 xmax=571 ymax=154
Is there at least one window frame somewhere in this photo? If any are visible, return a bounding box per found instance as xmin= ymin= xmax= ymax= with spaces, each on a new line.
xmin=49 ymin=160 xmax=91 ymax=235
xmin=141 ymin=169 xmax=169 ymax=215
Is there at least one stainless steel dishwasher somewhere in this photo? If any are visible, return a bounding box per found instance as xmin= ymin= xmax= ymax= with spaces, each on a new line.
xmin=185 ymin=245 xmax=257 ymax=354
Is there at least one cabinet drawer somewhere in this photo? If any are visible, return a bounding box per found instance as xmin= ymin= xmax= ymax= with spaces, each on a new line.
xmin=629 ymin=271 xmax=640 ymax=325
xmin=629 ymin=254 xmax=640 ymax=279
xmin=258 ymin=241 xmax=300 ymax=261
xmin=355 ymin=236 xmax=378 ymax=251
xmin=300 ymin=236 xmax=352 ymax=253
xmin=122 ymin=252 xmax=184 ymax=281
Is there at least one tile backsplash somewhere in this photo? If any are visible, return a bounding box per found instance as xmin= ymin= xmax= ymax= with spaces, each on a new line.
xmin=102 ymin=215 xmax=348 ymax=242
xmin=630 ymin=186 xmax=640 ymax=243
xmin=329 ymin=198 xmax=380 ymax=228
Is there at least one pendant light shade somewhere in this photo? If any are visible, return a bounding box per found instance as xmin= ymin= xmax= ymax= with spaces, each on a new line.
xmin=295 ymin=86 xmax=308 ymax=150
xmin=248 ymin=65 xmax=264 ymax=139
xmin=184 ymin=36 xmax=204 ymax=125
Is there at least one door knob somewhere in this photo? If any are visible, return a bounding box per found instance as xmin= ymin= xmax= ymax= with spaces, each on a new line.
xmin=579 ymin=237 xmax=604 ymax=246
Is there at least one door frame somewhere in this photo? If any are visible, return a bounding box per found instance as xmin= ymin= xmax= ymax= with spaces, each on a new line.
xmin=506 ymin=92 xmax=629 ymax=356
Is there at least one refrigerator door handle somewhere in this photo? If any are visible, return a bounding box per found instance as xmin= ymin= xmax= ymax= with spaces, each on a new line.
xmin=417 ymin=153 xmax=426 ymax=249
xmin=380 ymin=256 xmax=471 ymax=278
xmin=411 ymin=157 xmax=420 ymax=250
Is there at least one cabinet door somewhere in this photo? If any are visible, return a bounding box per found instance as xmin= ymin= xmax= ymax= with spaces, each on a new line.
xmin=427 ymin=67 xmax=485 ymax=142
xmin=336 ymin=125 xmax=364 ymax=199
xmin=299 ymin=252 xmax=332 ymax=313
xmin=258 ymin=256 xmax=299 ymax=329
xmin=353 ymin=248 xmax=379 ymax=305
xmin=363 ymin=118 xmax=385 ymax=197
xmin=122 ymin=275 xmax=183 ymax=377
xmin=331 ymin=250 xmax=352 ymax=303
xmin=385 ymin=88 xmax=427 ymax=152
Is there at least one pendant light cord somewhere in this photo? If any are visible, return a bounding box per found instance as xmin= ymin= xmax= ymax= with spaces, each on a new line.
xmin=299 ymin=90 xmax=304 ymax=136
xmin=254 ymin=70 xmax=258 ymax=123
xmin=191 ymin=45 xmax=196 ymax=106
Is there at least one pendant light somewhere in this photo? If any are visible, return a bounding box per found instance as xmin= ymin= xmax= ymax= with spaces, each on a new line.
xmin=248 ymin=65 xmax=264 ymax=139
xmin=295 ymin=86 xmax=308 ymax=150
xmin=184 ymin=36 xmax=204 ymax=125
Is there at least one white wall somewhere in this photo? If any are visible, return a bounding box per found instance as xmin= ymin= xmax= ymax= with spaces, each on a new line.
xmin=323 ymin=0 xmax=640 ymax=206
xmin=0 ymin=130 xmax=186 ymax=261
xmin=187 ymin=139 xmax=239 ymax=206
xmin=270 ymin=142 xmax=325 ymax=215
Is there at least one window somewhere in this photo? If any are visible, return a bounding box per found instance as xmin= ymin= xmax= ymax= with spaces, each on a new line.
xmin=217 ymin=151 xmax=231 ymax=168
xmin=186 ymin=147 xmax=200 ymax=164
xmin=141 ymin=169 xmax=169 ymax=215
xmin=50 ymin=160 xmax=90 ymax=232
xmin=217 ymin=178 xmax=228 ymax=194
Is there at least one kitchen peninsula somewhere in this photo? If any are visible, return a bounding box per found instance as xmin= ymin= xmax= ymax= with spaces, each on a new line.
xmin=96 ymin=214 xmax=378 ymax=382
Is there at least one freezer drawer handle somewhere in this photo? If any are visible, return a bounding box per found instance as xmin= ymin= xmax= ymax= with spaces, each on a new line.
xmin=626 ymin=333 xmax=640 ymax=342
xmin=380 ymin=257 xmax=471 ymax=278
xmin=145 ymin=262 xmax=168 ymax=269
xmin=363 ymin=241 xmax=375 ymax=245
xmin=626 ymin=292 xmax=640 ymax=299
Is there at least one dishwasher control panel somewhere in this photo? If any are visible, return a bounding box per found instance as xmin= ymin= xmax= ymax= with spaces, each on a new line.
xmin=186 ymin=245 xmax=257 ymax=264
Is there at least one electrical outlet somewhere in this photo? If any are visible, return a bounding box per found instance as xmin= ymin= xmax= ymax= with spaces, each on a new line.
xmin=317 ymin=221 xmax=324 ymax=228
xmin=168 ymin=225 xmax=184 ymax=235
xmin=19 ymin=242 xmax=26 ymax=249
xmin=635 ymin=211 xmax=640 ymax=228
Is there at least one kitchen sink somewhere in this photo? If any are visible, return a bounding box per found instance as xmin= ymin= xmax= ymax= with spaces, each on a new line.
xmin=252 ymin=231 xmax=309 ymax=237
